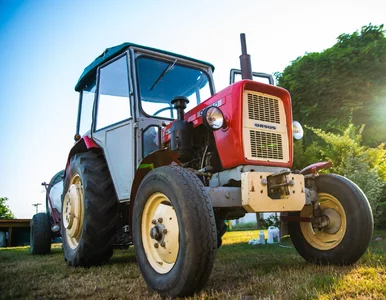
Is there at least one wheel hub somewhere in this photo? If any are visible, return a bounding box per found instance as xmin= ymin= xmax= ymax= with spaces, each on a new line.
xmin=62 ymin=174 xmax=84 ymax=249
xmin=300 ymin=192 xmax=347 ymax=250
xmin=321 ymin=208 xmax=342 ymax=234
xmin=64 ymin=184 xmax=82 ymax=238
xmin=142 ymin=192 xmax=180 ymax=274
xmin=150 ymin=224 xmax=164 ymax=241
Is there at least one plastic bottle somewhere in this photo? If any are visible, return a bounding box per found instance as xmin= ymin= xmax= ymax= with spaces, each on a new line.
xmin=259 ymin=230 xmax=265 ymax=244
xmin=267 ymin=226 xmax=280 ymax=244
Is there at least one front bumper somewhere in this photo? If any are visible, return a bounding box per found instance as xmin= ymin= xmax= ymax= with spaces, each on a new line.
xmin=241 ymin=171 xmax=306 ymax=212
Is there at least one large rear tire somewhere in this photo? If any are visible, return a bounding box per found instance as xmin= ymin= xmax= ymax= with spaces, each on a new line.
xmin=61 ymin=152 xmax=118 ymax=266
xmin=289 ymin=174 xmax=373 ymax=265
xmin=132 ymin=166 xmax=217 ymax=298
xmin=30 ymin=213 xmax=51 ymax=255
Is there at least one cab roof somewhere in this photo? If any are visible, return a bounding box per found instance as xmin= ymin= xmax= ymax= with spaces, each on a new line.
xmin=75 ymin=42 xmax=215 ymax=92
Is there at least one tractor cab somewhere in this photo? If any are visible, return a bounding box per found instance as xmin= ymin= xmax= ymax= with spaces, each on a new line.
xmin=74 ymin=43 xmax=215 ymax=200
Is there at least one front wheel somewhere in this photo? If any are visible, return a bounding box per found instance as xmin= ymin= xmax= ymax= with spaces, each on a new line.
xmin=132 ymin=166 xmax=217 ymax=298
xmin=289 ymin=174 xmax=373 ymax=265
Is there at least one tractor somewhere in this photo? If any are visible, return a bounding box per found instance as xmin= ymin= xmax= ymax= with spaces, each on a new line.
xmin=31 ymin=34 xmax=373 ymax=298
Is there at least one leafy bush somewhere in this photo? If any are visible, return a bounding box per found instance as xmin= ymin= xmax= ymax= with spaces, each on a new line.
xmin=258 ymin=214 xmax=280 ymax=229
xmin=231 ymin=222 xmax=258 ymax=231
xmin=375 ymin=202 xmax=386 ymax=229
xmin=231 ymin=214 xmax=281 ymax=231
xmin=295 ymin=123 xmax=386 ymax=224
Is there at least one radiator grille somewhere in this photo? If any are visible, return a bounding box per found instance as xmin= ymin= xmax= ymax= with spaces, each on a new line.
xmin=247 ymin=93 xmax=280 ymax=123
xmin=250 ymin=131 xmax=283 ymax=159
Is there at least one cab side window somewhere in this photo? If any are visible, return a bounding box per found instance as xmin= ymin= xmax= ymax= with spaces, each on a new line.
xmin=96 ymin=55 xmax=131 ymax=130
xmin=79 ymin=79 xmax=96 ymax=136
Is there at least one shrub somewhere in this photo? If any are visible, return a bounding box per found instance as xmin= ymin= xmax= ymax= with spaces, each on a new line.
xmin=295 ymin=123 xmax=386 ymax=224
xmin=258 ymin=214 xmax=280 ymax=229
xmin=375 ymin=202 xmax=386 ymax=229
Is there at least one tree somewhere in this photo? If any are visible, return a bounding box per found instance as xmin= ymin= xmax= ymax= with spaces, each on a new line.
xmin=276 ymin=24 xmax=386 ymax=146
xmin=0 ymin=197 xmax=15 ymax=219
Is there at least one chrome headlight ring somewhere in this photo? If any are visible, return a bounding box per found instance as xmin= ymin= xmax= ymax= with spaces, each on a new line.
xmin=202 ymin=106 xmax=225 ymax=131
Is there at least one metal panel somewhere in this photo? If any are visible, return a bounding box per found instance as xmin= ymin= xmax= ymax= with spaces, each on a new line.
xmin=209 ymin=165 xmax=290 ymax=187
xmin=93 ymin=121 xmax=134 ymax=201
xmin=205 ymin=187 xmax=242 ymax=207
xmin=241 ymin=171 xmax=306 ymax=212
xmin=105 ymin=122 xmax=134 ymax=200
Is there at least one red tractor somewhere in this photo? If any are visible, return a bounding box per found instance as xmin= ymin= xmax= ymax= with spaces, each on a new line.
xmin=33 ymin=34 xmax=373 ymax=298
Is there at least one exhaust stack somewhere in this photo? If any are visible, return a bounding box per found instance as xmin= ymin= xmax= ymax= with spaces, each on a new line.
xmin=239 ymin=33 xmax=253 ymax=80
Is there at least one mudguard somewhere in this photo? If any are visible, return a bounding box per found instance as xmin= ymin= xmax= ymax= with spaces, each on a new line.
xmin=300 ymin=161 xmax=333 ymax=175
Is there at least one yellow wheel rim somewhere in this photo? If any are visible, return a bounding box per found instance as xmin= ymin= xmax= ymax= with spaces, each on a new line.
xmin=300 ymin=193 xmax=347 ymax=250
xmin=62 ymin=174 xmax=84 ymax=250
xmin=142 ymin=192 xmax=179 ymax=274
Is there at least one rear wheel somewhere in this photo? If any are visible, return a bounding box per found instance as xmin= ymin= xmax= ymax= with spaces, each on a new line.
xmin=132 ymin=166 xmax=217 ymax=298
xmin=30 ymin=213 xmax=51 ymax=255
xmin=289 ymin=174 xmax=373 ymax=265
xmin=61 ymin=151 xmax=118 ymax=266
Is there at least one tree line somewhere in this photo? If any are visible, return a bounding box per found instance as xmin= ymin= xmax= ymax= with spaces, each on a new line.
xmin=276 ymin=24 xmax=386 ymax=227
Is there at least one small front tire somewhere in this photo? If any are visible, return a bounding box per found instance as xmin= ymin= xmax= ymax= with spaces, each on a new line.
xmin=289 ymin=174 xmax=373 ymax=265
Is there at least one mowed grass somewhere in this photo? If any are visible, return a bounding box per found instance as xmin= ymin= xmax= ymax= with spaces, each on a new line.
xmin=0 ymin=230 xmax=385 ymax=300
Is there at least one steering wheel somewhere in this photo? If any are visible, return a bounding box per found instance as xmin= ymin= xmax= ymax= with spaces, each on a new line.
xmin=153 ymin=106 xmax=175 ymax=116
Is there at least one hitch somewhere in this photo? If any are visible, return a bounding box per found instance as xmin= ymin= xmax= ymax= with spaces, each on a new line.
xmin=267 ymin=171 xmax=293 ymax=199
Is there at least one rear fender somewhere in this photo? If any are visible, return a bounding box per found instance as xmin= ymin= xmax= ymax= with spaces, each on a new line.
xmin=65 ymin=136 xmax=100 ymax=170
xmin=128 ymin=149 xmax=181 ymax=229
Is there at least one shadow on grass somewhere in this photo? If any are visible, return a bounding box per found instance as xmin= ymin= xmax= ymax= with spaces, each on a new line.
xmin=110 ymin=248 xmax=137 ymax=265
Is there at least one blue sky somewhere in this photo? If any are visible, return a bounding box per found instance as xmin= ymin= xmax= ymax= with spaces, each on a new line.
xmin=0 ymin=0 xmax=385 ymax=218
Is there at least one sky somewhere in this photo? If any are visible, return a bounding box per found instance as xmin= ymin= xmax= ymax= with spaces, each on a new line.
xmin=0 ymin=0 xmax=385 ymax=219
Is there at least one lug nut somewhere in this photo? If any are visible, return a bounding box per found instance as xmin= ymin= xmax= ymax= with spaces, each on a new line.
xmin=154 ymin=243 xmax=159 ymax=248
xmin=160 ymin=242 xmax=166 ymax=247
xmin=163 ymin=229 xmax=168 ymax=234
xmin=152 ymin=219 xmax=157 ymax=224
xmin=158 ymin=217 xmax=163 ymax=223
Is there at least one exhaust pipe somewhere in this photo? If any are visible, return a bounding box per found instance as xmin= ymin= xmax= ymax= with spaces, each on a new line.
xmin=239 ymin=33 xmax=253 ymax=80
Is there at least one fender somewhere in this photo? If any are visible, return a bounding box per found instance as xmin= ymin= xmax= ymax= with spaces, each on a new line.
xmin=65 ymin=136 xmax=100 ymax=169
xmin=300 ymin=161 xmax=333 ymax=175
xmin=128 ymin=149 xmax=181 ymax=230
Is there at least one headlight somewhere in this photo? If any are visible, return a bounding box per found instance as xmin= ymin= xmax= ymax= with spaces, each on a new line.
xmin=202 ymin=106 xmax=225 ymax=131
xmin=292 ymin=121 xmax=304 ymax=140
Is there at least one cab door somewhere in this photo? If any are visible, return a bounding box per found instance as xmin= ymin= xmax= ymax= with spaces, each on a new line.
xmin=92 ymin=53 xmax=134 ymax=201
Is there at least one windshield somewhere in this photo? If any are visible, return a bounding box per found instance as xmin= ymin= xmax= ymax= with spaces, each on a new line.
xmin=137 ymin=56 xmax=212 ymax=118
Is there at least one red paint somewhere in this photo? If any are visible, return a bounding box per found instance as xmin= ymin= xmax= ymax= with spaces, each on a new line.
xmin=65 ymin=136 xmax=100 ymax=168
xmin=163 ymin=80 xmax=294 ymax=169
xmin=300 ymin=161 xmax=333 ymax=175
xmin=83 ymin=136 xmax=99 ymax=149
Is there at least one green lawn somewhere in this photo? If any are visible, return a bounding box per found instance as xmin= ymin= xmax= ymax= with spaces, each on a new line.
xmin=0 ymin=230 xmax=385 ymax=299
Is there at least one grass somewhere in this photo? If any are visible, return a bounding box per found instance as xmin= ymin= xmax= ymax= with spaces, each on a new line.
xmin=0 ymin=230 xmax=385 ymax=299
